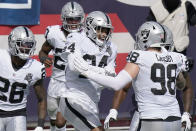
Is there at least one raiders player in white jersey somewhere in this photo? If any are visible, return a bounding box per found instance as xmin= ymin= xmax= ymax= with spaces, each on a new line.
xmin=72 ymin=21 xmax=192 ymax=131
xmin=59 ymin=11 xmax=117 ymax=131
xmin=38 ymin=2 xmax=85 ymax=131
xmin=103 ymin=25 xmax=178 ymax=130
xmin=0 ymin=26 xmax=46 ymax=131
xmin=103 ymin=25 xmax=192 ymax=131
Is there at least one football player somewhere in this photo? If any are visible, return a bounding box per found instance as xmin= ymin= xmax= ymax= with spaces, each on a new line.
xmin=59 ymin=11 xmax=117 ymax=131
xmin=103 ymin=25 xmax=190 ymax=131
xmin=38 ymin=2 xmax=85 ymax=131
xmin=0 ymin=26 xmax=46 ymax=131
xmin=73 ymin=21 xmax=192 ymax=131
xmin=147 ymin=0 xmax=195 ymax=129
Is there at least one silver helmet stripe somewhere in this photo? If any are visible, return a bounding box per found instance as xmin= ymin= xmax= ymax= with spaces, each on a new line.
xmin=71 ymin=1 xmax=74 ymax=10
xmin=104 ymin=13 xmax=109 ymax=24
xmin=23 ymin=27 xmax=29 ymax=37
xmin=156 ymin=22 xmax=166 ymax=43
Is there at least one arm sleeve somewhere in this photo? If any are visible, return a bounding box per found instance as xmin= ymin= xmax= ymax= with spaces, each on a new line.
xmin=86 ymin=70 xmax=132 ymax=91
xmin=87 ymin=60 xmax=116 ymax=76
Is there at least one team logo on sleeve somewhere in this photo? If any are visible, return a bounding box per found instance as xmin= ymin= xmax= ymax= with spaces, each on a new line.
xmin=25 ymin=73 xmax=33 ymax=84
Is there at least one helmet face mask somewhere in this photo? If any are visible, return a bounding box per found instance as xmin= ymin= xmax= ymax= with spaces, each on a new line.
xmin=85 ymin=11 xmax=113 ymax=47
xmin=61 ymin=2 xmax=84 ymax=33
xmin=135 ymin=21 xmax=165 ymax=51
xmin=95 ymin=26 xmax=113 ymax=45
xmin=8 ymin=26 xmax=36 ymax=60
xmin=15 ymin=40 xmax=36 ymax=59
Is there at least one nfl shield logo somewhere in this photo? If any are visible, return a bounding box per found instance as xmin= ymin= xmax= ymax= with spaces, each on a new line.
xmin=25 ymin=73 xmax=33 ymax=84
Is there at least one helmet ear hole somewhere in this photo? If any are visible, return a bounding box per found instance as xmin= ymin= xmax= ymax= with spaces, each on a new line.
xmin=144 ymin=45 xmax=148 ymax=49
xmin=16 ymin=41 xmax=20 ymax=46
xmin=162 ymin=39 xmax=165 ymax=43
xmin=143 ymin=40 xmax=147 ymax=43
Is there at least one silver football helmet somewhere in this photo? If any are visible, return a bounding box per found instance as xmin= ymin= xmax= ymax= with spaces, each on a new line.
xmin=8 ymin=26 xmax=36 ymax=60
xmin=85 ymin=11 xmax=113 ymax=47
xmin=61 ymin=2 xmax=85 ymax=33
xmin=162 ymin=25 xmax=174 ymax=51
xmin=135 ymin=21 xmax=165 ymax=51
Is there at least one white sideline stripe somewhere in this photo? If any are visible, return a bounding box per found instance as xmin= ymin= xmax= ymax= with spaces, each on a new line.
xmin=0 ymin=33 xmax=135 ymax=54
xmin=0 ymin=0 xmax=32 ymax=9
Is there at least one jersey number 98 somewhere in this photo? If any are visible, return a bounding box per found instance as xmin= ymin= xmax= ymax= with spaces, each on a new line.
xmin=151 ymin=63 xmax=177 ymax=95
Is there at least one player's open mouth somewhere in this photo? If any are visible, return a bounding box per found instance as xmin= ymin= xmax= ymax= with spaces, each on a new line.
xmin=99 ymin=37 xmax=106 ymax=41
xmin=71 ymin=25 xmax=77 ymax=29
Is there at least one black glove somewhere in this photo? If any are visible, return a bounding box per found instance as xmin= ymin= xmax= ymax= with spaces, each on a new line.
xmin=186 ymin=57 xmax=194 ymax=72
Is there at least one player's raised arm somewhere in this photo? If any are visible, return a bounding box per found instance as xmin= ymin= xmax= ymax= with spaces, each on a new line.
xmin=73 ymin=53 xmax=138 ymax=90
xmin=39 ymin=27 xmax=54 ymax=68
xmin=39 ymin=41 xmax=53 ymax=68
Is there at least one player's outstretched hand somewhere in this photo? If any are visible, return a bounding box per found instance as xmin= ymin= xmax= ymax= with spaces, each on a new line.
xmin=40 ymin=56 xmax=53 ymax=68
xmin=34 ymin=127 xmax=43 ymax=131
xmin=104 ymin=109 xmax=118 ymax=129
xmin=104 ymin=66 xmax=116 ymax=77
xmin=187 ymin=57 xmax=194 ymax=72
xmin=181 ymin=112 xmax=191 ymax=131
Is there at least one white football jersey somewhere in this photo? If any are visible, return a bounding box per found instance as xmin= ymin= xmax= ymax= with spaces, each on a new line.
xmin=0 ymin=49 xmax=45 ymax=111
xmin=45 ymin=25 xmax=70 ymax=82
xmin=63 ymin=32 xmax=117 ymax=103
xmin=127 ymin=49 xmax=188 ymax=119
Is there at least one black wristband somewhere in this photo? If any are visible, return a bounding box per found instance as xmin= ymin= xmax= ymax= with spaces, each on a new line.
xmin=40 ymin=56 xmax=51 ymax=63
xmin=38 ymin=119 xmax=45 ymax=127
